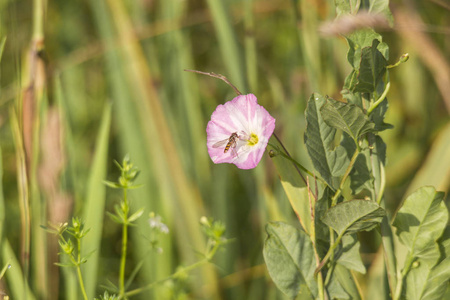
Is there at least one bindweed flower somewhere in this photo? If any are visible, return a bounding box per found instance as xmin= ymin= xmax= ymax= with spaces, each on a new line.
xmin=206 ymin=94 xmax=275 ymax=169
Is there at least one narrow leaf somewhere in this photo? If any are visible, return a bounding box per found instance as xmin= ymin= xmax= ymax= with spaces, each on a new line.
xmin=304 ymin=93 xmax=349 ymax=188
xmin=320 ymin=98 xmax=375 ymax=142
xmin=322 ymin=200 xmax=386 ymax=235
xmin=81 ymin=104 xmax=112 ymax=298
xmin=128 ymin=208 xmax=145 ymax=223
xmin=263 ymin=222 xmax=317 ymax=299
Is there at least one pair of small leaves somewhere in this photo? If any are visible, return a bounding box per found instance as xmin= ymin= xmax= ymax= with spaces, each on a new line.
xmin=392 ymin=186 xmax=450 ymax=299
xmin=107 ymin=206 xmax=144 ymax=225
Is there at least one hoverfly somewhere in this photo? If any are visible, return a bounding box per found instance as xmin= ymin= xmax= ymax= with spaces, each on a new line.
xmin=212 ymin=132 xmax=243 ymax=158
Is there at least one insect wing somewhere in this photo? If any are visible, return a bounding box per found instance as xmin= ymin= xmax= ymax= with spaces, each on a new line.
xmin=212 ymin=138 xmax=229 ymax=148
xmin=230 ymin=147 xmax=239 ymax=158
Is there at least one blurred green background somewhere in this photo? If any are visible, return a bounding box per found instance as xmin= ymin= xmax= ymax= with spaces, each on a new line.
xmin=0 ymin=0 xmax=449 ymax=299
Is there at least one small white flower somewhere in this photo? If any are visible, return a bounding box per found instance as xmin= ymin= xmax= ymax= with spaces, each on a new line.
xmin=148 ymin=215 xmax=169 ymax=234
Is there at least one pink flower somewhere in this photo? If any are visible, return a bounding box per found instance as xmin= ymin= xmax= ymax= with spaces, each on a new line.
xmin=206 ymin=94 xmax=276 ymax=169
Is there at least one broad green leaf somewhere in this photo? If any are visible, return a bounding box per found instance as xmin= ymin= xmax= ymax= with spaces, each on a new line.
xmin=371 ymin=98 xmax=394 ymax=131
xmin=420 ymin=230 xmax=450 ymax=299
xmin=304 ymin=94 xmax=349 ymax=188
xmin=336 ymin=235 xmax=366 ymax=274
xmin=361 ymin=0 xmax=394 ymax=26
xmin=342 ymin=72 xmax=362 ymax=106
xmin=320 ymin=98 xmax=375 ymax=143
xmin=393 ymin=186 xmax=447 ymax=261
xmin=354 ymin=39 xmax=387 ymax=93
xmin=327 ymin=271 xmax=350 ymax=299
xmin=333 ymin=264 xmax=363 ymax=299
xmin=263 ymin=222 xmax=318 ymax=299
xmin=335 ymin=0 xmax=359 ymax=16
xmin=322 ymin=200 xmax=386 ymax=235
xmin=402 ymin=227 xmax=450 ymax=299
xmin=345 ymin=30 xmax=383 ymax=69
xmin=350 ymin=151 xmax=373 ymax=195
xmin=406 ymin=256 xmax=450 ymax=300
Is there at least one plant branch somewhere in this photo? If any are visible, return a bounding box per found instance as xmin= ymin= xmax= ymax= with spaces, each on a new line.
xmin=123 ymin=240 xmax=221 ymax=298
xmin=315 ymin=230 xmax=345 ymax=276
xmin=184 ymin=69 xmax=243 ymax=96
xmin=76 ymin=236 xmax=88 ymax=300
xmin=119 ymin=188 xmax=129 ymax=297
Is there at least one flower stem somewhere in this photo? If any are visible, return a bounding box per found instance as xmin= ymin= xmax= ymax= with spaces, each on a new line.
xmin=119 ymin=188 xmax=129 ymax=297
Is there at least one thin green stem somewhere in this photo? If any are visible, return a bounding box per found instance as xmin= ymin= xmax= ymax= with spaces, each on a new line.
xmin=76 ymin=237 xmax=88 ymax=300
xmin=367 ymin=80 xmax=390 ymax=115
xmin=123 ymin=241 xmax=221 ymax=298
xmin=315 ymin=231 xmax=345 ymax=276
xmin=331 ymin=148 xmax=360 ymax=206
xmin=119 ymin=188 xmax=129 ymax=297
xmin=376 ymin=163 xmax=386 ymax=205
xmin=393 ymin=254 xmax=415 ymax=300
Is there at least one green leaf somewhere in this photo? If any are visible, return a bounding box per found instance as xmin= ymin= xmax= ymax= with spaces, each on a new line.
xmin=354 ymin=39 xmax=387 ymax=93
xmin=393 ymin=186 xmax=447 ymax=262
xmin=370 ymin=98 xmax=394 ymax=131
xmin=333 ymin=264 xmax=363 ymax=299
xmin=345 ymin=30 xmax=383 ymax=69
xmin=320 ymin=98 xmax=375 ymax=143
xmin=342 ymin=72 xmax=362 ymax=106
xmin=402 ymin=229 xmax=450 ymax=300
xmin=327 ymin=271 xmax=350 ymax=299
xmin=335 ymin=0 xmax=359 ymax=16
xmin=128 ymin=208 xmax=145 ymax=223
xmin=304 ymin=94 xmax=349 ymax=188
xmin=322 ymin=200 xmax=386 ymax=236
xmin=420 ymin=230 xmax=450 ymax=299
xmin=336 ymin=235 xmax=366 ymax=274
xmin=263 ymin=222 xmax=318 ymax=299
xmin=362 ymin=0 xmax=394 ymax=26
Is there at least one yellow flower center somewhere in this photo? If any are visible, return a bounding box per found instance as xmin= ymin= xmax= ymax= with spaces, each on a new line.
xmin=247 ymin=133 xmax=259 ymax=146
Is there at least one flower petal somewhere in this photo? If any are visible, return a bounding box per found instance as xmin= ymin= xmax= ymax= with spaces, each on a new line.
xmin=206 ymin=94 xmax=275 ymax=169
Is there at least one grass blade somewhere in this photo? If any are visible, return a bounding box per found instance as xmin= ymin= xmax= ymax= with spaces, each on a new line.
xmin=81 ymin=104 xmax=112 ymax=298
